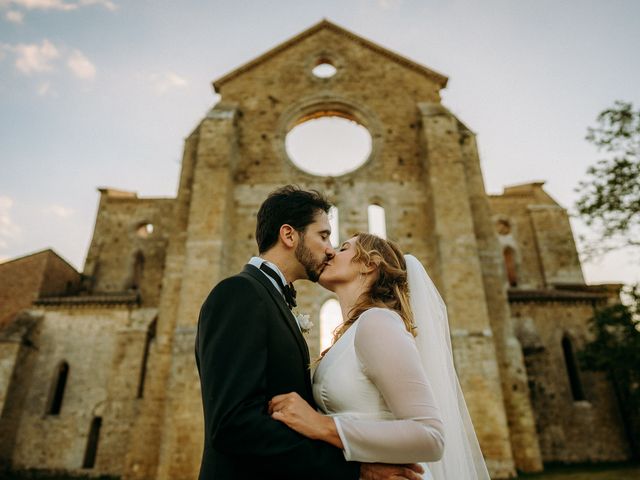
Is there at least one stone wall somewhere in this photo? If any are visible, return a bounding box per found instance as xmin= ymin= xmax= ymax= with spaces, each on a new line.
xmin=489 ymin=183 xmax=584 ymax=289
xmin=7 ymin=302 xmax=155 ymax=476
xmin=83 ymin=190 xmax=174 ymax=307
xmin=511 ymin=298 xmax=630 ymax=463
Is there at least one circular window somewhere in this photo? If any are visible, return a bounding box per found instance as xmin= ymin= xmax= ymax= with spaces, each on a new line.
xmin=136 ymin=223 xmax=154 ymax=238
xmin=312 ymin=62 xmax=337 ymax=78
xmin=285 ymin=114 xmax=372 ymax=176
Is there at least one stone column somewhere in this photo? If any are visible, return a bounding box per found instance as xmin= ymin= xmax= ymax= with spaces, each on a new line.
xmin=419 ymin=103 xmax=516 ymax=478
xmin=460 ymin=129 xmax=543 ymax=472
xmin=155 ymin=104 xmax=239 ymax=480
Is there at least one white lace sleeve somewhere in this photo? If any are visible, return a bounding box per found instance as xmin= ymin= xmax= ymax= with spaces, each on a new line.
xmin=334 ymin=308 xmax=445 ymax=463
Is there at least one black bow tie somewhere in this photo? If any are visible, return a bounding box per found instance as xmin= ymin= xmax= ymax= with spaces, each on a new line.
xmin=260 ymin=263 xmax=297 ymax=310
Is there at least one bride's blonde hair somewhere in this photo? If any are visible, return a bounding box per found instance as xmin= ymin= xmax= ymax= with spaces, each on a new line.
xmin=323 ymin=233 xmax=416 ymax=356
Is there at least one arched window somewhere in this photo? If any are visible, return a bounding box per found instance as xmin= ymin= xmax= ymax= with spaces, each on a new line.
xmin=48 ymin=361 xmax=69 ymax=415
xmin=562 ymin=334 xmax=586 ymax=401
xmin=82 ymin=416 xmax=102 ymax=469
xmin=319 ymin=299 xmax=343 ymax=352
xmin=130 ymin=251 xmax=145 ymax=290
xmin=329 ymin=206 xmax=340 ymax=247
xmin=503 ymin=247 xmax=518 ymax=287
xmin=137 ymin=318 xmax=157 ymax=398
xmin=367 ymin=204 xmax=387 ymax=239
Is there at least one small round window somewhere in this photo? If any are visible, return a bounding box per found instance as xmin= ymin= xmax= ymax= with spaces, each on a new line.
xmin=136 ymin=223 xmax=154 ymax=238
xmin=312 ymin=62 xmax=337 ymax=78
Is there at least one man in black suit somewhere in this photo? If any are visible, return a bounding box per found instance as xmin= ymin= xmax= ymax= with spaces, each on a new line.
xmin=195 ymin=185 xmax=423 ymax=479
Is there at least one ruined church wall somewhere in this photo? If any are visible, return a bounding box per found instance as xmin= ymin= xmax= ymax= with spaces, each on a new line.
xmin=489 ymin=189 xmax=584 ymax=289
xmin=83 ymin=194 xmax=174 ymax=306
xmin=10 ymin=306 xmax=133 ymax=474
xmin=511 ymin=299 xmax=630 ymax=463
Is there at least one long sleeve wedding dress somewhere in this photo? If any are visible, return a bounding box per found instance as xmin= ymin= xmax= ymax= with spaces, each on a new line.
xmin=312 ymin=307 xmax=444 ymax=478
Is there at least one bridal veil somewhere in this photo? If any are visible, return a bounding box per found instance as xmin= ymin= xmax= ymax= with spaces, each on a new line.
xmin=404 ymin=254 xmax=491 ymax=480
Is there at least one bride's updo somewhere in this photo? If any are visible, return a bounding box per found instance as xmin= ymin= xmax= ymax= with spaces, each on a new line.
xmin=330 ymin=233 xmax=416 ymax=348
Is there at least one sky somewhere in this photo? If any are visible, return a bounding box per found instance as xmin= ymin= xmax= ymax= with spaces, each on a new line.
xmin=0 ymin=0 xmax=639 ymax=286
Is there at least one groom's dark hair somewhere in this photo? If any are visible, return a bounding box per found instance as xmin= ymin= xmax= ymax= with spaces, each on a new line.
xmin=256 ymin=185 xmax=332 ymax=254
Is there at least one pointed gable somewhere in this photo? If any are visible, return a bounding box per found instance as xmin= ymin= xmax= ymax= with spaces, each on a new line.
xmin=213 ymin=19 xmax=448 ymax=91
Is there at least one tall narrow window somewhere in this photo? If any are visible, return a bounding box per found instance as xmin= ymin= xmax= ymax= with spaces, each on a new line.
xmin=562 ymin=334 xmax=586 ymax=401
xmin=319 ymin=299 xmax=343 ymax=352
xmin=131 ymin=251 xmax=145 ymax=290
xmin=82 ymin=416 xmax=102 ymax=469
xmin=329 ymin=206 xmax=340 ymax=247
xmin=368 ymin=204 xmax=387 ymax=239
xmin=137 ymin=318 xmax=157 ymax=398
xmin=48 ymin=361 xmax=69 ymax=415
xmin=503 ymin=247 xmax=518 ymax=287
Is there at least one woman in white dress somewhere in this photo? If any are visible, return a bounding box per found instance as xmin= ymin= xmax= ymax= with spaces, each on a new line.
xmin=269 ymin=233 xmax=490 ymax=480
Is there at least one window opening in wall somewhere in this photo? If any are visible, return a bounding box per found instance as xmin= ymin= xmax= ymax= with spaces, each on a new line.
xmin=320 ymin=299 xmax=343 ymax=352
xmin=137 ymin=318 xmax=157 ymax=398
xmin=368 ymin=204 xmax=387 ymax=239
xmin=48 ymin=361 xmax=69 ymax=415
xmin=329 ymin=206 xmax=340 ymax=247
xmin=312 ymin=61 xmax=337 ymax=78
xmin=136 ymin=223 xmax=154 ymax=238
xmin=562 ymin=334 xmax=586 ymax=401
xmin=503 ymin=247 xmax=518 ymax=287
xmin=131 ymin=251 xmax=145 ymax=290
xmin=82 ymin=417 xmax=102 ymax=469
xmin=286 ymin=113 xmax=371 ymax=176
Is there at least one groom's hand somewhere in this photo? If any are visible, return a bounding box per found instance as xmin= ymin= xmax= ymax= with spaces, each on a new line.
xmin=360 ymin=463 xmax=424 ymax=480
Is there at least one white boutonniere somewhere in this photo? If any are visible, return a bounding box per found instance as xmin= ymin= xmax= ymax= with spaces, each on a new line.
xmin=294 ymin=311 xmax=313 ymax=334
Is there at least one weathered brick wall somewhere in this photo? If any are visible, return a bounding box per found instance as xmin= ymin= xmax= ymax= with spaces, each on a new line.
xmin=0 ymin=252 xmax=47 ymax=328
xmin=41 ymin=253 xmax=81 ymax=297
xmin=0 ymin=250 xmax=78 ymax=329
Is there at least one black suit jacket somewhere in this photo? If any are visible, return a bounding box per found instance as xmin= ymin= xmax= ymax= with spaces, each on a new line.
xmin=195 ymin=264 xmax=360 ymax=480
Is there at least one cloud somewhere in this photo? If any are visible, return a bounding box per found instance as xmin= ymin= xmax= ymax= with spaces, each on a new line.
xmin=148 ymin=71 xmax=188 ymax=95
xmin=0 ymin=196 xmax=21 ymax=249
xmin=13 ymin=39 xmax=59 ymax=74
xmin=78 ymin=0 xmax=116 ymax=11
xmin=4 ymin=9 xmax=23 ymax=22
xmin=37 ymin=80 xmax=52 ymax=95
xmin=377 ymin=0 xmax=402 ymax=9
xmin=67 ymin=49 xmax=95 ymax=79
xmin=3 ymin=40 xmax=96 ymax=85
xmin=0 ymin=0 xmax=117 ymax=11
xmin=43 ymin=204 xmax=74 ymax=218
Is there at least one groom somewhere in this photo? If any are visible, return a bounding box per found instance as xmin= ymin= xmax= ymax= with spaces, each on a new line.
xmin=195 ymin=185 xmax=423 ymax=480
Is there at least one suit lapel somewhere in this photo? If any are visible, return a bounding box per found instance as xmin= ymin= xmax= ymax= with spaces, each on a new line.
xmin=242 ymin=265 xmax=311 ymax=369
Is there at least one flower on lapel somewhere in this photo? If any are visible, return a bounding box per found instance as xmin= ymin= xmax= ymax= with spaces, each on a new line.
xmin=294 ymin=312 xmax=313 ymax=334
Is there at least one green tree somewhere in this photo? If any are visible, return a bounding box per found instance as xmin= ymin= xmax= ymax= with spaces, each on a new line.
xmin=579 ymin=284 xmax=640 ymax=458
xmin=575 ymin=100 xmax=640 ymax=258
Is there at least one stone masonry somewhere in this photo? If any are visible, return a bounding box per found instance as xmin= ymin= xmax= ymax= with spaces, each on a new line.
xmin=0 ymin=20 xmax=633 ymax=479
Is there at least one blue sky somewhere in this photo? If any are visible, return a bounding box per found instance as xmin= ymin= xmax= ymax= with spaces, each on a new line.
xmin=1 ymin=0 xmax=639 ymax=285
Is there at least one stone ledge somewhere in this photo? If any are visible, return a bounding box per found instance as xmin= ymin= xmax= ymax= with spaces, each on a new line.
xmin=35 ymin=292 xmax=140 ymax=307
xmin=508 ymin=288 xmax=609 ymax=303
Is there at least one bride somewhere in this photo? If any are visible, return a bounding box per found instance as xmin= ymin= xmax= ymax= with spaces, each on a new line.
xmin=268 ymin=233 xmax=491 ymax=480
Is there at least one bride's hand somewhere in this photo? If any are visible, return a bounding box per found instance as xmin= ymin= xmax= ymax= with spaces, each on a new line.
xmin=269 ymin=392 xmax=343 ymax=449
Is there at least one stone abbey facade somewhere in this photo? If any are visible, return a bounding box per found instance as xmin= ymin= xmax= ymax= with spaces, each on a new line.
xmin=0 ymin=21 xmax=633 ymax=479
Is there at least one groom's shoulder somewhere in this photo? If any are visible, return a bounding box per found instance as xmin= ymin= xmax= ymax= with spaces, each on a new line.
xmin=208 ymin=266 xmax=261 ymax=298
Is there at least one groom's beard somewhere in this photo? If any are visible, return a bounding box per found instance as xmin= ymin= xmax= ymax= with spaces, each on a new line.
xmin=295 ymin=237 xmax=327 ymax=283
